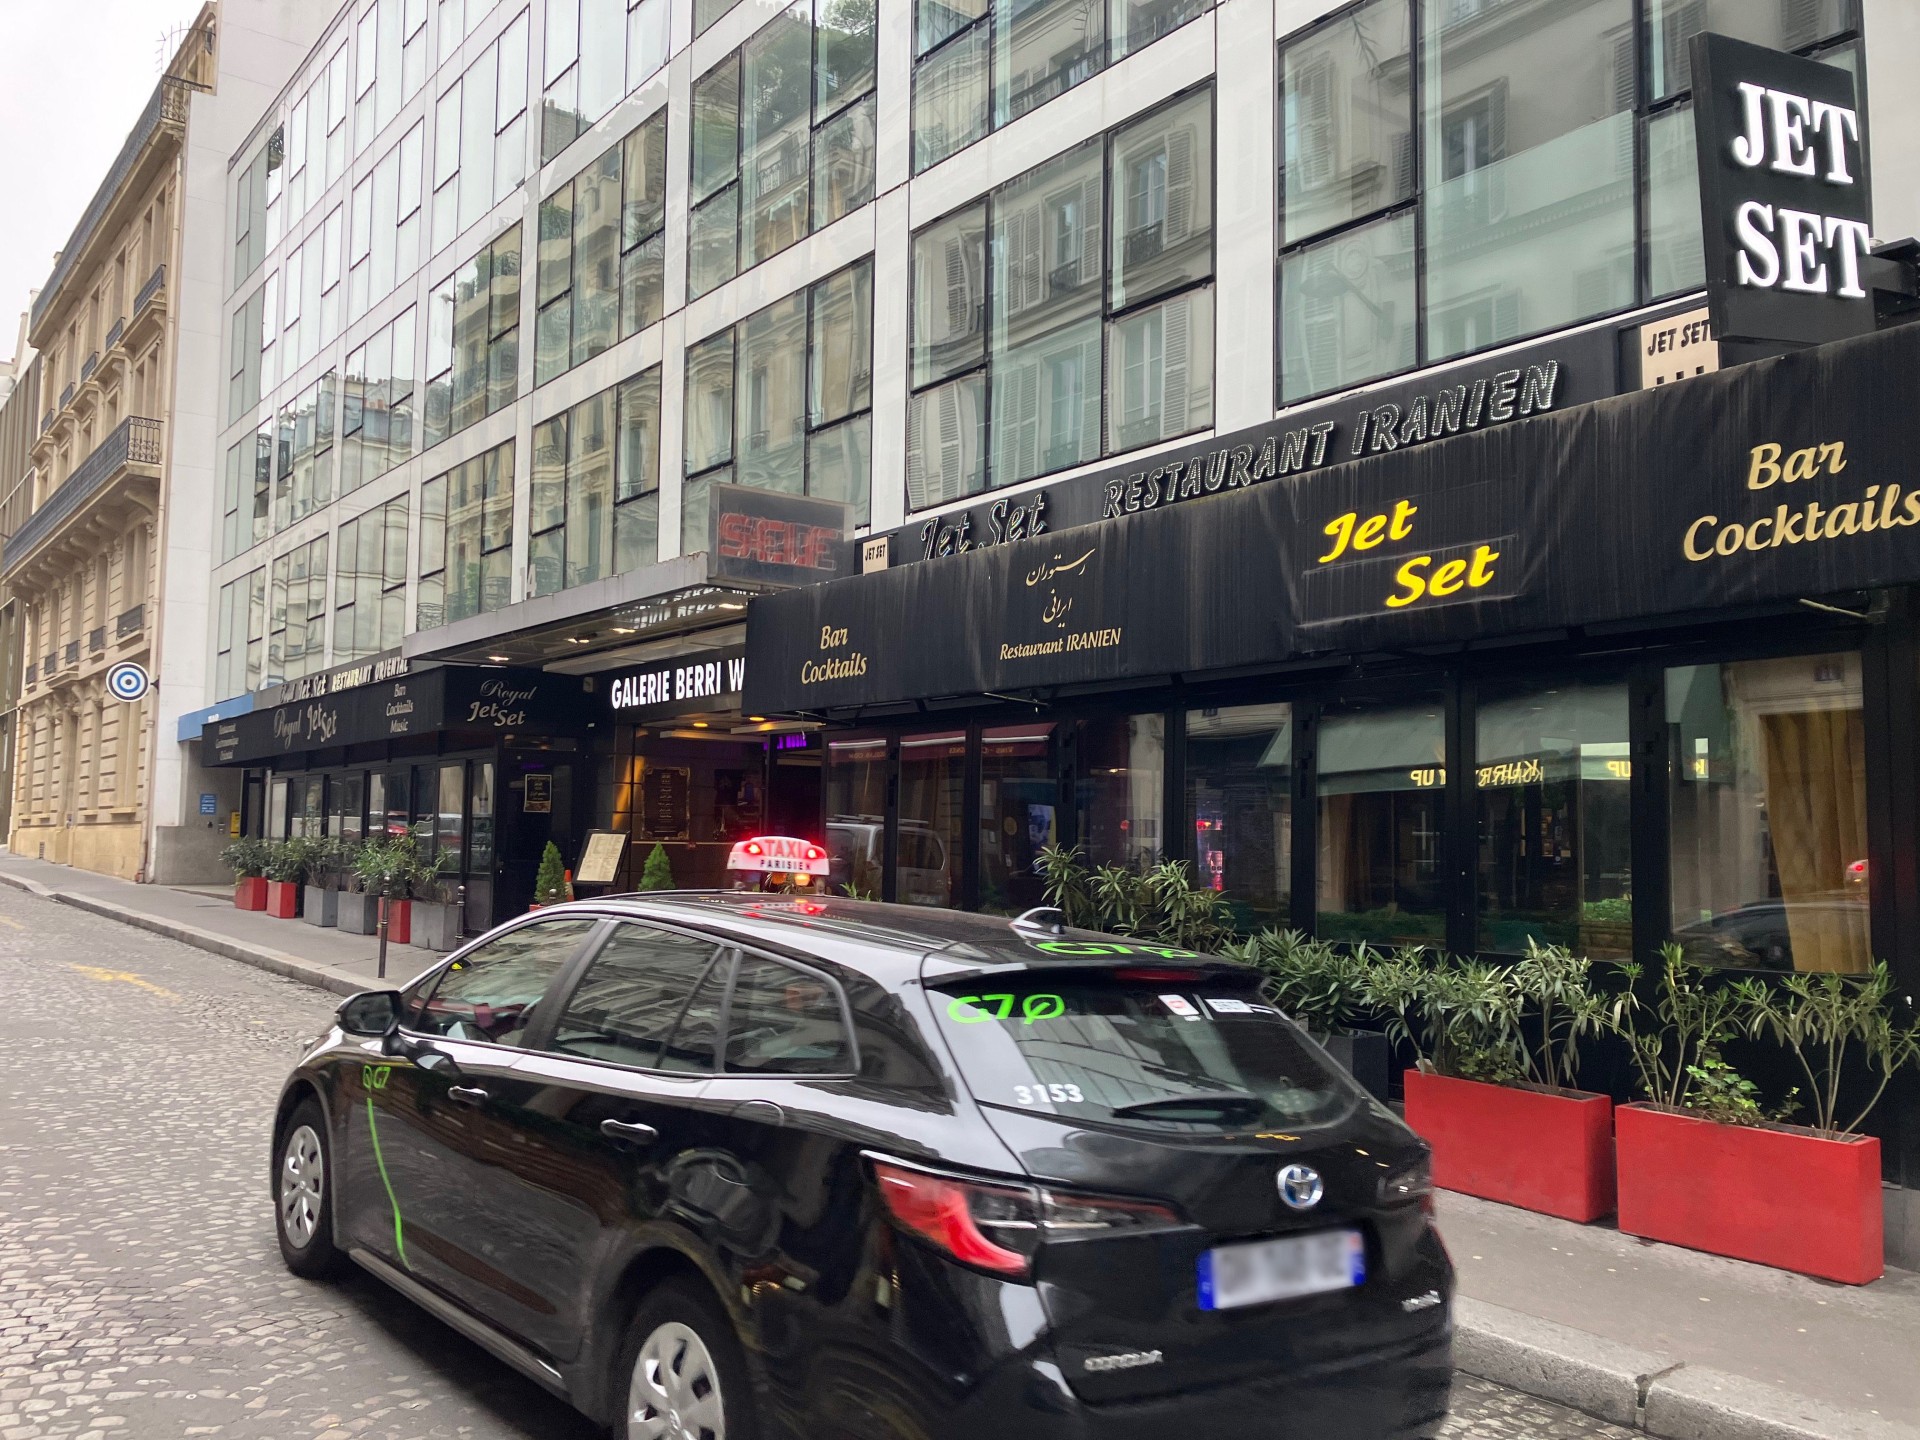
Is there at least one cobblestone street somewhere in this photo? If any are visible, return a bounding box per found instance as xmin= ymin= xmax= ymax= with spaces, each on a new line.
xmin=0 ymin=887 xmax=1634 ymax=1439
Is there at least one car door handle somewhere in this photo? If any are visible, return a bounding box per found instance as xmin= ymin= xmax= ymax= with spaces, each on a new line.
xmin=601 ymin=1118 xmax=659 ymax=1144
xmin=447 ymin=1085 xmax=490 ymax=1106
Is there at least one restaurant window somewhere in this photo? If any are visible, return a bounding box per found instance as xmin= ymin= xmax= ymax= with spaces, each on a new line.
xmin=213 ymin=569 xmax=267 ymax=699
xmin=912 ymin=0 xmax=1213 ymax=173
xmin=424 ymin=224 xmax=523 ymax=449
xmin=980 ymin=722 xmax=1058 ymax=914
xmin=289 ymin=776 xmax=326 ymax=838
xmin=346 ymin=119 xmax=424 ymax=325
xmin=687 ymin=0 xmax=877 ymax=299
xmin=1667 ymin=654 xmax=1868 ymax=974
xmin=530 ymin=367 xmax=661 ymax=595
xmin=1476 ymin=681 xmax=1632 ymax=958
xmin=908 ymin=87 xmax=1213 ymax=509
xmin=430 ymin=11 xmax=531 ymax=254
xmin=1317 ymin=697 xmax=1445 ymax=946
xmin=1276 ymin=0 xmax=1860 ymax=398
xmin=535 ymin=109 xmax=667 ymax=384
xmin=328 ymin=771 xmax=367 ymax=838
xmin=266 ymin=535 xmax=330 ymax=685
xmin=682 ymin=257 xmax=874 ymax=552
xmin=341 ymin=308 xmax=417 ymax=494
xmin=900 ymin=731 xmax=966 ymax=907
xmin=541 ymin=0 xmax=669 ymax=162
xmin=1185 ymin=704 xmax=1291 ymax=931
xmin=418 ymin=439 xmax=515 ymax=628
xmin=824 ymin=733 xmax=887 ymax=897
xmin=271 ymin=373 xmax=338 ymax=533
xmin=1076 ymin=713 xmax=1164 ymax=869
xmin=370 ymin=767 xmax=410 ymax=838
xmin=334 ymin=496 xmax=410 ymax=661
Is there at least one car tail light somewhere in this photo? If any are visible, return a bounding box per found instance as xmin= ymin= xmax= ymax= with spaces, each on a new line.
xmin=872 ymin=1160 xmax=1182 ymax=1279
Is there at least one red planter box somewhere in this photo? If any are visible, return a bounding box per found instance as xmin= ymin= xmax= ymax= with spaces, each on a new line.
xmin=1403 ymin=1070 xmax=1615 ymax=1223
xmin=379 ymin=898 xmax=412 ymax=946
xmin=234 ymin=877 xmax=268 ymax=911
xmin=265 ymin=880 xmax=302 ymax=919
xmin=1615 ymin=1104 xmax=1882 ymax=1284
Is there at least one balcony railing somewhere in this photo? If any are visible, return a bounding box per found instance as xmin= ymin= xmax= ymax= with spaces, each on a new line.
xmin=59 ymin=383 xmax=74 ymax=411
xmin=81 ymin=352 xmax=99 ymax=383
xmin=105 ymin=316 xmax=124 ymax=351
xmin=134 ymin=265 xmax=166 ymax=317
xmin=63 ymin=641 xmax=78 ymax=667
xmin=115 ymin=604 xmax=145 ymax=638
xmin=1 ymin=416 xmax=163 ymax=575
xmin=88 ymin=627 xmax=105 ymax=654
xmin=30 ymin=76 xmax=192 ymax=335
xmin=38 ymin=411 xmax=51 ymax=435
xmin=41 ymin=651 xmax=56 ymax=676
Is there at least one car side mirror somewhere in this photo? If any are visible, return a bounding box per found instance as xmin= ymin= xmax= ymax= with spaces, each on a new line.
xmin=337 ymin=989 xmax=404 ymax=1037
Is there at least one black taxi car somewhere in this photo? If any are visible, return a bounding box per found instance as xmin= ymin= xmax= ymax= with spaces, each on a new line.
xmin=271 ymin=895 xmax=1452 ymax=1439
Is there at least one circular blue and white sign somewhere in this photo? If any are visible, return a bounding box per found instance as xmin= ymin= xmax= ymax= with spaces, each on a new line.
xmin=106 ymin=662 xmax=151 ymax=702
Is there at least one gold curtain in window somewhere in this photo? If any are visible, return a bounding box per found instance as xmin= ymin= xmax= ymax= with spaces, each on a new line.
xmin=1758 ymin=707 xmax=1869 ymax=973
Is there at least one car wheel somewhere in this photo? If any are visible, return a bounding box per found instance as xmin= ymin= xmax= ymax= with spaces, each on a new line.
xmin=275 ymin=1098 xmax=345 ymax=1279
xmin=618 ymin=1281 xmax=758 ymax=1440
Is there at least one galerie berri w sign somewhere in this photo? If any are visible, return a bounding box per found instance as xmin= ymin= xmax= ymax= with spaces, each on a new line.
xmin=1691 ymin=31 xmax=1872 ymax=346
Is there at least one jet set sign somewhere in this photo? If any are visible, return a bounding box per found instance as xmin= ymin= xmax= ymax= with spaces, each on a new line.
xmin=1690 ymin=31 xmax=1873 ymax=346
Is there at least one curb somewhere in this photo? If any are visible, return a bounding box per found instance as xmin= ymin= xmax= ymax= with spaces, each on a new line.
xmin=1455 ymin=1298 xmax=1920 ymax=1440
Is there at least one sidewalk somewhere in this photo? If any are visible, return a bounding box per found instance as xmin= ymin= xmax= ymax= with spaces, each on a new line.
xmin=0 ymin=850 xmax=444 ymax=994
xmin=0 ymin=850 xmax=1914 ymax=1440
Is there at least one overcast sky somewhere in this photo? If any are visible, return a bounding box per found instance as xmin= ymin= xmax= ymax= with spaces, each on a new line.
xmin=0 ymin=1 xmax=207 ymax=364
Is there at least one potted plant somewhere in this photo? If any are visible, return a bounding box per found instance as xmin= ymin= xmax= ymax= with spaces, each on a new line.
xmin=262 ymin=838 xmax=318 ymax=919
xmin=1228 ymin=930 xmax=1391 ymax=1099
xmin=1614 ymin=948 xmax=1919 ymax=1284
xmin=639 ymin=841 xmax=675 ymax=891
xmin=1037 ymin=844 xmax=1236 ymax=951
xmin=1382 ymin=941 xmax=1625 ymax=1223
xmin=351 ymin=835 xmax=423 ymax=947
xmin=301 ymin=838 xmax=357 ymax=929
xmin=222 ymin=837 xmax=270 ymax=911
xmin=337 ymin=840 xmax=378 ymax=935
xmin=410 ymin=856 xmax=464 ymax=952
xmin=531 ymin=840 xmax=568 ymax=910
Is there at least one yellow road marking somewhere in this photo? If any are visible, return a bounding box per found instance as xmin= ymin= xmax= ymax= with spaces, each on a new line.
xmin=67 ymin=964 xmax=179 ymax=1000
xmin=0 ymin=915 xmax=23 ymax=929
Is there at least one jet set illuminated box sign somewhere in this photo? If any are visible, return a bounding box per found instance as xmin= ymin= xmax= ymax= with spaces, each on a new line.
xmin=1691 ymin=32 xmax=1873 ymax=346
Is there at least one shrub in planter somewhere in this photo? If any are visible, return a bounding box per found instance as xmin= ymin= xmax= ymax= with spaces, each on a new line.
xmin=1036 ymin=844 xmax=1235 ymax=952
xmin=261 ymin=839 xmax=319 ymax=919
xmin=1615 ymin=950 xmax=1920 ymax=1283
xmin=1227 ymin=930 xmax=1391 ymax=1099
xmin=352 ymin=835 xmax=438 ymax=949
xmin=336 ymin=888 xmax=379 ymax=935
xmin=639 ymin=842 xmax=676 ymax=891
xmin=1379 ymin=942 xmax=1627 ymax=1223
xmin=301 ymin=839 xmax=357 ymax=928
xmin=531 ymin=841 xmax=568 ymax=910
xmin=222 ymin=838 xmax=270 ymax=911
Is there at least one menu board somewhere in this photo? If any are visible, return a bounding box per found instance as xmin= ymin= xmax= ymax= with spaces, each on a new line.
xmin=642 ymin=766 xmax=691 ymax=840
xmin=576 ymin=830 xmax=628 ymax=887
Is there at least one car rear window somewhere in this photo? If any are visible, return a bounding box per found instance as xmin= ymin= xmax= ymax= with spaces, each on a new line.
xmin=931 ymin=977 xmax=1363 ymax=1133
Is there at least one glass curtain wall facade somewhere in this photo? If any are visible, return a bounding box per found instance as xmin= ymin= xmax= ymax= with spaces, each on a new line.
xmin=530 ymin=369 xmax=662 ymax=593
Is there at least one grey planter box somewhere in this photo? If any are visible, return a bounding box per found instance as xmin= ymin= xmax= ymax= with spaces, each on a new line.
xmin=337 ymin=891 xmax=378 ymax=935
xmin=1314 ymin=1031 xmax=1392 ymax=1102
xmin=301 ymin=885 xmax=339 ymax=927
xmin=413 ymin=900 xmax=463 ymax=952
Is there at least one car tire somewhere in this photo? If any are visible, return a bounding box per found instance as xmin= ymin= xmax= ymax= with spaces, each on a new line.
xmin=615 ymin=1280 xmax=759 ymax=1440
xmin=275 ymin=1098 xmax=346 ymax=1279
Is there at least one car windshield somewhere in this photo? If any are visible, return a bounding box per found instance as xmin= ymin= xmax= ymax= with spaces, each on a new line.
xmin=930 ymin=978 xmax=1364 ymax=1133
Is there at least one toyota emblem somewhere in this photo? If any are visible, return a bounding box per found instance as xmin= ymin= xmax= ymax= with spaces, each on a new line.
xmin=1277 ymin=1164 xmax=1324 ymax=1211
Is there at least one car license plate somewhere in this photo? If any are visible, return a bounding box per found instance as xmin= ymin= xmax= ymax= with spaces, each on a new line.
xmin=1196 ymin=1229 xmax=1365 ymax=1311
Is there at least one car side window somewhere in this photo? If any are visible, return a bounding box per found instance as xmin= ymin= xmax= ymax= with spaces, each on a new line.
xmin=547 ymin=923 xmax=726 ymax=1070
xmin=723 ymin=955 xmax=852 ymax=1075
xmin=413 ymin=919 xmax=599 ymax=1046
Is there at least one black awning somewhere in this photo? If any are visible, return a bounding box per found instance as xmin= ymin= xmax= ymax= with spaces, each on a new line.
xmin=745 ymin=321 xmax=1920 ymax=715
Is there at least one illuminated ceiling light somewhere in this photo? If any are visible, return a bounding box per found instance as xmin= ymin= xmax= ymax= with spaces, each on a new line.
xmin=487 ymin=654 xmax=510 ymax=662
xmin=747 ymin=716 xmax=766 ymax=722
xmin=692 ymin=720 xmax=710 ymax=728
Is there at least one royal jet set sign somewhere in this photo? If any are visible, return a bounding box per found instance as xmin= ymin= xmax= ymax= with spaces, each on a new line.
xmin=1691 ymin=31 xmax=1873 ymax=346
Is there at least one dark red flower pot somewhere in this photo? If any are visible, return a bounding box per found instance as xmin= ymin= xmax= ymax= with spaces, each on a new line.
xmin=234 ymin=877 xmax=268 ymax=911
xmin=1403 ymin=1070 xmax=1615 ymax=1223
xmin=265 ymin=880 xmax=302 ymax=919
xmin=377 ymin=898 xmax=412 ymax=946
xmin=1615 ymin=1104 xmax=1882 ymax=1284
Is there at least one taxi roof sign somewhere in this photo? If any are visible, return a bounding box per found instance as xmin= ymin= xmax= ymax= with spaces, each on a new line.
xmin=726 ymin=835 xmax=830 ymax=876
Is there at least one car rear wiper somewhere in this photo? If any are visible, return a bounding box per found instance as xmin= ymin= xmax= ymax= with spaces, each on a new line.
xmin=1110 ymin=1091 xmax=1265 ymax=1120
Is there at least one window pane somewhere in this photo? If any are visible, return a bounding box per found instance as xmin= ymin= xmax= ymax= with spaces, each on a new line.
xmin=980 ymin=722 xmax=1058 ymax=914
xmin=1280 ymin=211 xmax=1416 ymax=403
xmin=991 ymin=142 xmax=1103 ymax=351
xmin=817 ymin=0 xmax=877 ymax=115
xmin=621 ymin=232 xmax=666 ymax=335
xmin=623 ymin=112 xmax=669 ymax=244
xmin=681 ymin=469 xmax=723 ymax=553
xmin=659 ymin=958 xmax=729 ymax=1072
xmin=911 ymin=202 xmax=987 ymax=387
xmin=691 ymin=58 xmax=740 ymax=202
xmin=628 ymin=0 xmax=669 ymax=82
xmin=907 ymin=373 xmax=987 ymax=509
xmin=813 ymin=94 xmax=877 ymax=230
xmin=1187 ymin=705 xmax=1290 ymax=930
xmin=913 ymin=27 xmax=989 ymax=172
xmin=567 ymin=391 xmax=615 ymax=587
xmin=548 ymin=924 xmax=725 ymax=1067
xmin=1076 ymin=714 xmax=1164 ymax=869
xmin=741 ymin=11 xmax=813 ymax=266
xmin=1317 ymin=697 xmax=1445 ymax=946
xmin=689 ymin=189 xmax=739 ymax=298
xmin=1648 ymin=0 xmax=1851 ymax=100
xmin=1110 ymin=88 xmax=1213 ymax=310
xmin=570 ymin=149 xmax=622 ymax=365
xmin=615 ymin=494 xmax=659 ymax=570
xmin=735 ymin=293 xmax=808 ymax=493
xmin=899 ymin=731 xmax=965 ymax=906
xmin=685 ymin=332 xmax=735 ymax=474
xmin=1281 ymin=0 xmax=1412 ymax=245
xmin=992 ymin=317 xmax=1101 ymax=486
xmin=724 ymin=958 xmax=850 ymax=1074
xmin=537 ymin=187 xmax=572 ymax=309
xmin=807 ymin=414 xmax=871 ymax=526
xmin=1106 ymin=288 xmax=1212 ymax=455
xmin=1420 ymin=0 xmax=1634 ymax=362
xmin=415 ymin=919 xmax=598 ymax=1043
xmin=1476 ymin=681 xmax=1632 ymax=957
xmin=996 ymin=0 xmax=1105 ymax=127
xmin=1646 ymin=105 xmax=1703 ymax=301
xmin=695 ymin=0 xmax=744 ymax=37
xmin=578 ymin=0 xmax=626 ymax=124
xmin=1669 ymin=655 xmax=1869 ymax=973
xmin=825 ymin=734 xmax=888 ymax=894
xmin=810 ymin=261 xmax=873 ymax=425
xmin=1112 ymin=0 xmax=1210 ymax=62
xmin=618 ymin=367 xmax=662 ymax=500
xmin=917 ymin=0 xmax=987 ymax=57
xmin=532 ymin=414 xmax=568 ymax=533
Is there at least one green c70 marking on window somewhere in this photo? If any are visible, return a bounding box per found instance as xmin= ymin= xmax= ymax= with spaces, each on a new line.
xmin=363 ymin=1096 xmax=408 ymax=1269
xmin=946 ymin=994 xmax=1065 ymax=1024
